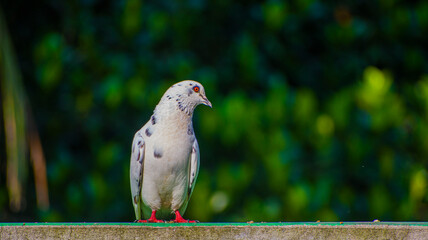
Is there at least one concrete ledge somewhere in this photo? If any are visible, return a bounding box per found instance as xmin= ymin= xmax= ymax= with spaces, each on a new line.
xmin=1 ymin=222 xmax=428 ymax=240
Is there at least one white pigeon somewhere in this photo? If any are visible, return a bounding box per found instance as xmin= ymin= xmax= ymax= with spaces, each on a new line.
xmin=130 ymin=80 xmax=212 ymax=223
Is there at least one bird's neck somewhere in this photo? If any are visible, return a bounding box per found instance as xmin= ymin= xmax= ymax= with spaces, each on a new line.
xmin=153 ymin=102 xmax=194 ymax=126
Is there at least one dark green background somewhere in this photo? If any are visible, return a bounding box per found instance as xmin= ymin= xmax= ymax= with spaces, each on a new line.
xmin=1 ymin=0 xmax=428 ymax=222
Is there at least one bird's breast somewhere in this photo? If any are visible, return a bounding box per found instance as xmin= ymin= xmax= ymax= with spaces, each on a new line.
xmin=155 ymin=122 xmax=193 ymax=156
xmin=144 ymin=120 xmax=194 ymax=178
xmin=142 ymin=122 xmax=193 ymax=207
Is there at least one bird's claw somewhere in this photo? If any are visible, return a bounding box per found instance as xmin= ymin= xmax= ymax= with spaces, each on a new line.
xmin=135 ymin=219 xmax=165 ymax=223
xmin=173 ymin=216 xmax=199 ymax=223
xmin=149 ymin=219 xmax=165 ymax=223
xmin=173 ymin=210 xmax=198 ymax=223
xmin=173 ymin=219 xmax=198 ymax=223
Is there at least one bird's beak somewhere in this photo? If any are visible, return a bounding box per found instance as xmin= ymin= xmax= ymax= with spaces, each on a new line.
xmin=201 ymin=96 xmax=212 ymax=108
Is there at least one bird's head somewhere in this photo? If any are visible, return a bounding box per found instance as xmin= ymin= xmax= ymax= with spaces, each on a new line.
xmin=158 ymin=80 xmax=212 ymax=116
xmin=175 ymin=80 xmax=212 ymax=108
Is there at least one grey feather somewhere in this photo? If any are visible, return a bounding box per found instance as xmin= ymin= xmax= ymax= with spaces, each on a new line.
xmin=188 ymin=140 xmax=200 ymax=199
xmin=130 ymin=132 xmax=145 ymax=220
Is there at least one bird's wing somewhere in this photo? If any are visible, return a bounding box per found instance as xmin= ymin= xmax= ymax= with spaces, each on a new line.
xmin=188 ymin=139 xmax=200 ymax=199
xmin=130 ymin=130 xmax=145 ymax=220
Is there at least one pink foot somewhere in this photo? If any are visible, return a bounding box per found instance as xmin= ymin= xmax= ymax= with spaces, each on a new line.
xmin=173 ymin=210 xmax=198 ymax=223
xmin=136 ymin=210 xmax=164 ymax=223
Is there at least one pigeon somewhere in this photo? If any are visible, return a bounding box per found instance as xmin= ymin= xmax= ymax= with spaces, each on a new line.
xmin=130 ymin=80 xmax=212 ymax=223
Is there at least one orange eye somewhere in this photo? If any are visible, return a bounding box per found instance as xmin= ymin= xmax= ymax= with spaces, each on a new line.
xmin=193 ymin=86 xmax=200 ymax=92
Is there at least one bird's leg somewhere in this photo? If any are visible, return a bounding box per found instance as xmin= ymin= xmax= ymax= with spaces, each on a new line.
xmin=136 ymin=210 xmax=164 ymax=223
xmin=173 ymin=210 xmax=197 ymax=223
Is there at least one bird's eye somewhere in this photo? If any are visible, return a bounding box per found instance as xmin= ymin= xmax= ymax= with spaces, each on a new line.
xmin=193 ymin=86 xmax=200 ymax=92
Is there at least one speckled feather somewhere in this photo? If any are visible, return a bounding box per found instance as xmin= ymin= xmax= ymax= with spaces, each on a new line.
xmin=130 ymin=80 xmax=211 ymax=220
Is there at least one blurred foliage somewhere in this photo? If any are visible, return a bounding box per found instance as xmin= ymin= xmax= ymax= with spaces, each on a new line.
xmin=0 ymin=6 xmax=49 ymax=219
xmin=1 ymin=0 xmax=428 ymax=222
